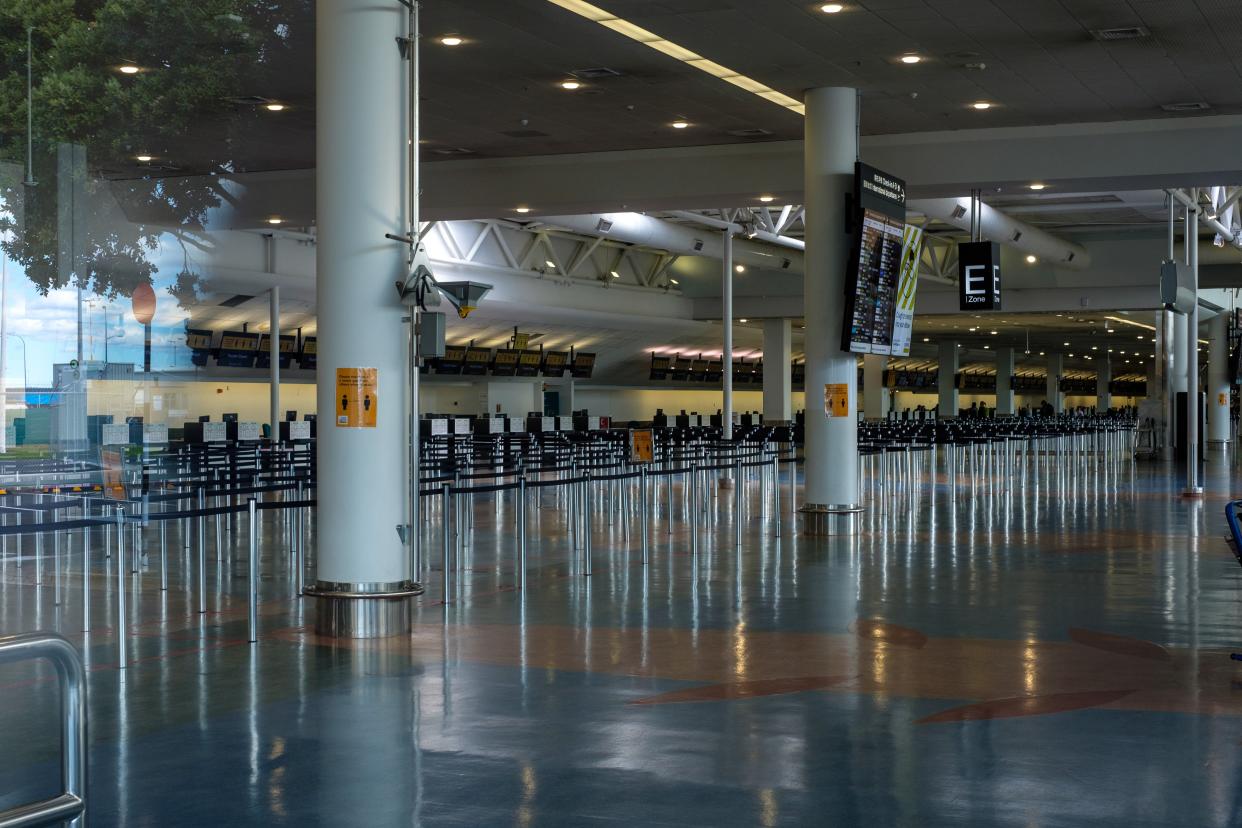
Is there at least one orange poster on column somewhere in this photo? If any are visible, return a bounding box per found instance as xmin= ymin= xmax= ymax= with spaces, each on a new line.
xmin=824 ymin=383 xmax=849 ymax=418
xmin=336 ymin=368 xmax=378 ymax=428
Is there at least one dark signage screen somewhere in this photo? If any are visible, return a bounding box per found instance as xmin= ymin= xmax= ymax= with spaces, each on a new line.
xmin=958 ymin=241 xmax=1002 ymax=310
xmin=842 ymin=163 xmax=907 ymax=355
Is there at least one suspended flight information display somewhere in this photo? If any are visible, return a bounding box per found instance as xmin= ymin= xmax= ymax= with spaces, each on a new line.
xmin=842 ymin=163 xmax=919 ymax=355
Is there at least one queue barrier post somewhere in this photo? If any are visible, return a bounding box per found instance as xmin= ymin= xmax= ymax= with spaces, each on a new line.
xmin=248 ymin=498 xmax=258 ymax=644
xmin=115 ymin=505 xmax=127 ymax=669
xmin=518 ymin=477 xmax=528 ymax=591
xmin=640 ymin=466 xmax=649 ymax=566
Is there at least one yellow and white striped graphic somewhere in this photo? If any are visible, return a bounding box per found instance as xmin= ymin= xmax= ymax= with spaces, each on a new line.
xmin=890 ymin=225 xmax=925 ymax=356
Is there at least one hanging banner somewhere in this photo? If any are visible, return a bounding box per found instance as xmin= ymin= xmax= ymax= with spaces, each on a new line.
xmin=889 ymin=224 xmax=925 ymax=357
xmin=336 ymin=367 xmax=378 ymax=428
xmin=824 ymin=383 xmax=850 ymax=418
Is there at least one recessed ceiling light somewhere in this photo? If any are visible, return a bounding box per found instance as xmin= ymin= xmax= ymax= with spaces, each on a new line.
xmin=820 ymin=3 xmax=844 ymax=12
xmin=671 ymin=120 xmax=690 ymax=129
xmin=267 ymin=217 xmax=283 ymax=225
xmin=739 ymin=318 xmax=749 ymax=323
xmin=735 ymin=265 xmax=746 ymax=273
xmin=135 ymin=154 xmax=153 ymax=162
xmin=1063 ymin=342 xmax=1070 ymax=346
xmin=1091 ymin=346 xmax=1097 ymax=350
xmin=971 ymin=101 xmax=994 ymax=110
xmin=758 ymin=195 xmax=775 ymax=203
xmin=515 ymin=207 xmax=531 ymax=214
xmin=983 ymin=344 xmax=990 ymax=349
xmin=440 ymin=35 xmax=463 ymax=46
xmin=1039 ymin=351 xmax=1045 ymax=356
xmin=1028 ymin=183 xmax=1047 ymax=191
xmin=610 ymin=271 xmax=620 ymax=278
xmin=923 ymin=337 xmax=930 ymax=342
xmin=990 ymin=330 xmax=998 ymax=335
xmin=265 ymin=103 xmax=286 ymax=112
xmin=669 ymin=279 xmax=680 ymax=285
xmin=900 ymin=55 xmax=922 ymax=64
xmin=545 ymin=260 xmax=557 ymax=268
xmin=118 ymin=65 xmax=141 ymax=75
xmin=1025 ymin=255 xmax=1037 ymax=264
xmin=560 ymin=80 xmax=581 ymax=90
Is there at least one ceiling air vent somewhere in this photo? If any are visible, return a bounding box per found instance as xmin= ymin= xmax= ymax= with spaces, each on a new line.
xmin=727 ymin=128 xmax=773 ymax=138
xmin=219 ymin=294 xmax=254 ymax=308
xmin=571 ymin=67 xmax=622 ymax=79
xmin=692 ymin=239 xmax=705 ymax=252
xmin=950 ymin=204 xmax=968 ymax=220
xmin=596 ymin=218 xmax=613 ymax=233
xmin=1161 ymin=101 xmax=1211 ymax=112
xmin=1090 ymin=26 xmax=1150 ymax=41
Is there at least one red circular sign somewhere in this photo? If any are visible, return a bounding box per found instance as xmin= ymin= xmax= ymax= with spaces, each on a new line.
xmin=131 ymin=283 xmax=156 ymax=325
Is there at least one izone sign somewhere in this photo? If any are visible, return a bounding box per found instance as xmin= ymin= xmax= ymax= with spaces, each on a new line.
xmin=958 ymin=241 xmax=1001 ymax=311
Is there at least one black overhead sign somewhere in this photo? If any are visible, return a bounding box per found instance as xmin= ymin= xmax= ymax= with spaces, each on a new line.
xmin=855 ymin=162 xmax=906 ymax=219
xmin=958 ymin=241 xmax=1002 ymax=311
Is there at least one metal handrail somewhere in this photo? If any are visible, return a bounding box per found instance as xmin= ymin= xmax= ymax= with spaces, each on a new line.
xmin=0 ymin=633 xmax=87 ymax=828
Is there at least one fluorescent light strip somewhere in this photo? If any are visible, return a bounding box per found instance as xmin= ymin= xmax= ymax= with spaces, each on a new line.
xmin=547 ymin=0 xmax=804 ymax=115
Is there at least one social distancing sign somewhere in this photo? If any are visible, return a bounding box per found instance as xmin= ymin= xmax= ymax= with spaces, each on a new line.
xmin=336 ymin=367 xmax=378 ymax=428
xmin=824 ymin=383 xmax=850 ymax=418
xmin=629 ymin=428 xmax=654 ymax=463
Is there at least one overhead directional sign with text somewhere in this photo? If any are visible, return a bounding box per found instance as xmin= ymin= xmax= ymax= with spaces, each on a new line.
xmin=958 ymin=241 xmax=1002 ymax=311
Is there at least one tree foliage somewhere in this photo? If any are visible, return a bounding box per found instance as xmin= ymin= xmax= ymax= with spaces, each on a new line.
xmin=0 ymin=0 xmax=293 ymax=300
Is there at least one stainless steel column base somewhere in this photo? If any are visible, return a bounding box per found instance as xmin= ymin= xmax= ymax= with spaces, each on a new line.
xmin=305 ymin=580 xmax=424 ymax=638
xmin=798 ymin=503 xmax=862 ymax=536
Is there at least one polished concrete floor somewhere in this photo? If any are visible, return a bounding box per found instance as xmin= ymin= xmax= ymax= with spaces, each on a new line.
xmin=2 ymin=447 xmax=1242 ymax=826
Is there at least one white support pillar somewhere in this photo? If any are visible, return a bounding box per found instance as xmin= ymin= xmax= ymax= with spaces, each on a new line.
xmin=1186 ymin=194 xmax=1202 ymax=493
xmin=762 ymin=318 xmax=792 ymax=422
xmin=1046 ymin=353 xmax=1064 ymax=412
xmin=1096 ymin=356 xmax=1111 ymax=412
xmin=938 ymin=341 xmax=959 ymax=417
xmin=995 ymin=347 xmax=1015 ymax=417
xmin=862 ymin=354 xmax=887 ymax=420
xmin=269 ymin=286 xmax=281 ymax=439
xmin=1208 ymin=312 xmax=1230 ymax=445
xmin=801 ymin=87 xmax=859 ymax=534
xmin=1172 ymin=313 xmax=1188 ymax=394
xmin=722 ymin=231 xmax=733 ymax=440
xmin=310 ymin=0 xmax=415 ymax=636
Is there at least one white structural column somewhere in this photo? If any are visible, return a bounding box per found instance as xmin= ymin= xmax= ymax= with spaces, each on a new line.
xmin=269 ymin=286 xmax=281 ymax=436
xmin=1208 ymin=312 xmax=1230 ymax=445
xmin=862 ymin=354 xmax=887 ymax=420
xmin=801 ymin=87 xmax=859 ymax=533
xmin=1186 ymin=197 xmax=1202 ymax=492
xmin=1172 ymin=313 xmax=1188 ymax=393
xmin=762 ymin=318 xmax=792 ymax=422
xmin=995 ymin=347 xmax=1015 ymax=417
xmin=938 ymin=341 xmax=959 ymax=417
xmin=1046 ymin=353 xmax=1064 ymax=412
xmin=1096 ymin=356 xmax=1111 ymax=411
xmin=722 ymin=231 xmax=733 ymax=439
xmin=311 ymin=0 xmax=413 ymax=634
